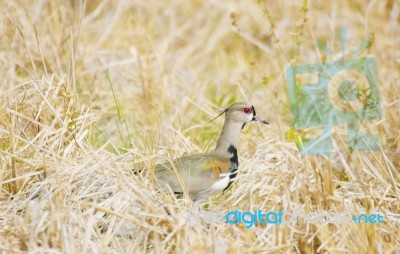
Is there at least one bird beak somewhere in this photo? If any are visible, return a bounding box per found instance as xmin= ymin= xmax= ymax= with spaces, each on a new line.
xmin=250 ymin=105 xmax=269 ymax=124
xmin=252 ymin=115 xmax=269 ymax=124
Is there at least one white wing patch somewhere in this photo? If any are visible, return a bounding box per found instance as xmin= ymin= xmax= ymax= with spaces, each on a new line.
xmin=209 ymin=174 xmax=230 ymax=192
xmin=195 ymin=173 xmax=233 ymax=201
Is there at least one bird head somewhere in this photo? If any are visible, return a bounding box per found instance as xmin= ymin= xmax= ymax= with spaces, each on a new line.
xmin=210 ymin=102 xmax=269 ymax=127
xmin=226 ymin=102 xmax=269 ymax=125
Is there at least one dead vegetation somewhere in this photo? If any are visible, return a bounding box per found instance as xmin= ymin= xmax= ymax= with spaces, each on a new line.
xmin=0 ymin=0 xmax=399 ymax=253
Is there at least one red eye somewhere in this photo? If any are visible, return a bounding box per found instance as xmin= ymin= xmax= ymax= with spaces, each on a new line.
xmin=243 ymin=108 xmax=252 ymax=114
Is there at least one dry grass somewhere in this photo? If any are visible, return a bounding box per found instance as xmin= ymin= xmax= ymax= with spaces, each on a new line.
xmin=1 ymin=0 xmax=399 ymax=253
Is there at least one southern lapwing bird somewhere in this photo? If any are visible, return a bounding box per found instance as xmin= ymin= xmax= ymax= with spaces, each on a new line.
xmin=154 ymin=102 xmax=268 ymax=201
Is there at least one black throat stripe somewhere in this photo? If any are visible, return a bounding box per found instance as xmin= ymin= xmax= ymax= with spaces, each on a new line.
xmin=224 ymin=145 xmax=239 ymax=191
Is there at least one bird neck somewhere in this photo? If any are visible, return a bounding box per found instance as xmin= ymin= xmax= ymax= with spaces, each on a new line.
xmin=213 ymin=120 xmax=243 ymax=158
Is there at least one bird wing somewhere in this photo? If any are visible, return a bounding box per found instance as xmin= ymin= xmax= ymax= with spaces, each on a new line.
xmin=154 ymin=153 xmax=236 ymax=194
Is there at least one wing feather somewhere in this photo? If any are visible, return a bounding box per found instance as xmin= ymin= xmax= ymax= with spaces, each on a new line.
xmin=154 ymin=154 xmax=236 ymax=194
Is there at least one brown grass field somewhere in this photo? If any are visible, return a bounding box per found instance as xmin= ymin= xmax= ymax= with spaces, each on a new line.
xmin=1 ymin=0 xmax=399 ymax=253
